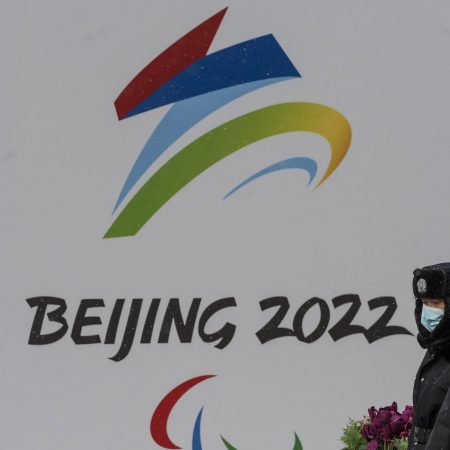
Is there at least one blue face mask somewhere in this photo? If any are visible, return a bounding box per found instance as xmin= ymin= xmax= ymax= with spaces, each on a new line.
xmin=421 ymin=304 xmax=444 ymax=332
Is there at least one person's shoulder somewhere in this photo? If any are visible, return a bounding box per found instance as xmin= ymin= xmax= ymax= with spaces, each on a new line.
xmin=420 ymin=349 xmax=433 ymax=365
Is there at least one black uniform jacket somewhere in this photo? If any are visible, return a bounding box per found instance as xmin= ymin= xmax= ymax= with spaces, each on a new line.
xmin=408 ymin=350 xmax=450 ymax=449
xmin=408 ymin=291 xmax=450 ymax=450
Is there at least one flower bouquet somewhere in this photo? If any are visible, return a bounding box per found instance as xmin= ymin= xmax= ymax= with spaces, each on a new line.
xmin=340 ymin=402 xmax=413 ymax=450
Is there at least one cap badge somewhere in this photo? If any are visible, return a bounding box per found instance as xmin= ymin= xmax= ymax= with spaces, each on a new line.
xmin=417 ymin=278 xmax=427 ymax=294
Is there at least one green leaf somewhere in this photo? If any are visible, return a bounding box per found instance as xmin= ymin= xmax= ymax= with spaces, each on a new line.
xmin=340 ymin=418 xmax=367 ymax=450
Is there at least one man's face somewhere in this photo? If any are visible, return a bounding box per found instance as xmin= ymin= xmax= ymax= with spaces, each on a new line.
xmin=422 ymin=298 xmax=446 ymax=310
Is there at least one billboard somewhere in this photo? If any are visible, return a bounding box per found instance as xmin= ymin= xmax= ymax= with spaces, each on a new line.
xmin=3 ymin=1 xmax=450 ymax=448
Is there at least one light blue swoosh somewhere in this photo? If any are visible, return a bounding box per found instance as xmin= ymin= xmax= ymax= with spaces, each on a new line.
xmin=223 ymin=156 xmax=318 ymax=199
xmin=113 ymin=77 xmax=293 ymax=212
xmin=192 ymin=407 xmax=204 ymax=450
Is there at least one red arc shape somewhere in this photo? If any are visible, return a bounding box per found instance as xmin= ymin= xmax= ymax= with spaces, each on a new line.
xmin=114 ymin=8 xmax=228 ymax=120
xmin=150 ymin=375 xmax=216 ymax=449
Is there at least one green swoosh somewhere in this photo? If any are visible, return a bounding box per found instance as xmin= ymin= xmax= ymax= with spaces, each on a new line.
xmin=105 ymin=102 xmax=351 ymax=238
xmin=221 ymin=436 xmax=238 ymax=450
xmin=220 ymin=432 xmax=303 ymax=450
xmin=293 ymin=433 xmax=303 ymax=450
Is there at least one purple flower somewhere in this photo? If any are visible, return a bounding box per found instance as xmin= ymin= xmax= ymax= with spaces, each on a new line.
xmin=360 ymin=403 xmax=415 ymax=445
xmin=362 ymin=424 xmax=372 ymax=440
xmin=368 ymin=406 xmax=377 ymax=420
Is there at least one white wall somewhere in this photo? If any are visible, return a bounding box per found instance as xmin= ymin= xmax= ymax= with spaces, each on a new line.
xmin=2 ymin=1 xmax=450 ymax=449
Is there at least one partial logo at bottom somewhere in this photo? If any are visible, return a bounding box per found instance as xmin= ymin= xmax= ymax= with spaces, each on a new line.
xmin=150 ymin=375 xmax=304 ymax=450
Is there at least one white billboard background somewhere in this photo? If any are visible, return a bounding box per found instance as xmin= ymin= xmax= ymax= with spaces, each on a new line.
xmin=2 ymin=1 xmax=450 ymax=449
